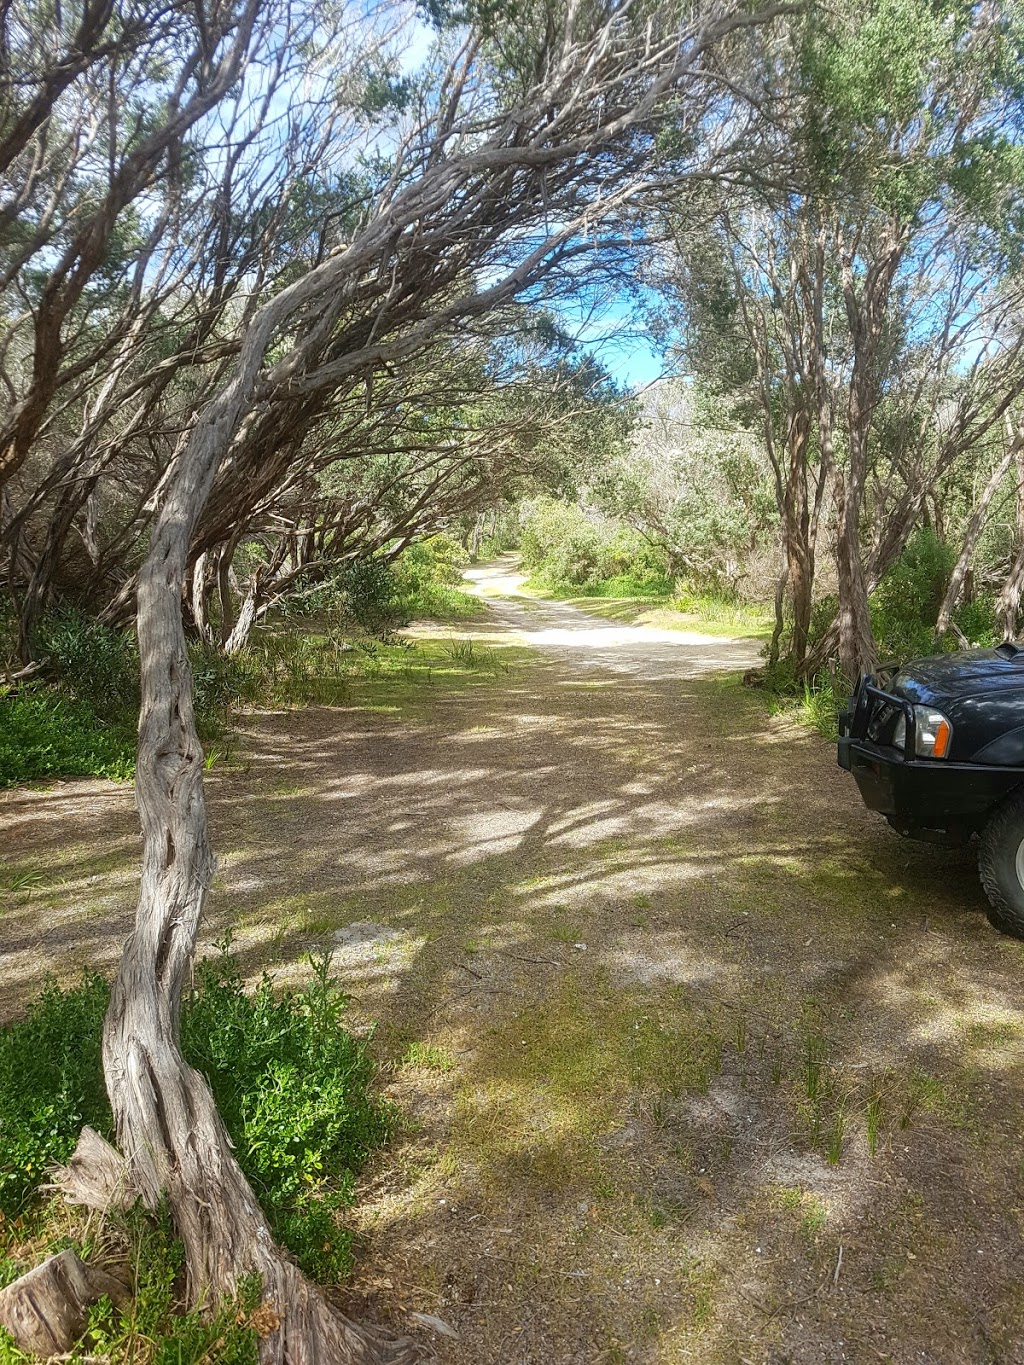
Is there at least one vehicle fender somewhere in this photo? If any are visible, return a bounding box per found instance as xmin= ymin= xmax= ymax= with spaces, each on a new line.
xmin=971 ymin=726 xmax=1024 ymax=767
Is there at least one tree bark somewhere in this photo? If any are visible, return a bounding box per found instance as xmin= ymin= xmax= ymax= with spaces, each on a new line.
xmin=998 ymin=438 xmax=1024 ymax=640
xmin=0 ymin=1251 xmax=129 ymax=1357
xmin=101 ymin=305 xmax=421 ymax=1359
xmin=935 ymin=425 xmax=1018 ymax=638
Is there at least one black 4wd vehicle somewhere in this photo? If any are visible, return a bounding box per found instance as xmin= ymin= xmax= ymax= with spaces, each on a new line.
xmin=839 ymin=642 xmax=1024 ymax=937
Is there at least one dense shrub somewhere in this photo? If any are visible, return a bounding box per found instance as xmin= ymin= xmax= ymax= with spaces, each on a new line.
xmin=869 ymin=528 xmax=955 ymax=661
xmin=0 ymin=952 xmax=395 ymax=1282
xmin=519 ymin=498 xmax=672 ymax=595
xmin=34 ymin=609 xmax=139 ymax=714
xmin=519 ymin=498 xmax=605 ymax=588
xmin=0 ymin=536 xmax=485 ymax=787
xmin=0 ymin=691 xmax=136 ymax=786
xmin=181 ymin=950 xmax=396 ymax=1281
xmin=288 ymin=539 xmax=479 ymax=634
xmin=0 ymin=611 xmax=255 ymax=786
xmin=394 ymin=534 xmax=481 ymax=619
xmin=869 ymin=528 xmax=997 ymax=660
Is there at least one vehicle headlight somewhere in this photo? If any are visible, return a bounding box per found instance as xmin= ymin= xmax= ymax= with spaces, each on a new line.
xmin=892 ymin=706 xmax=953 ymax=759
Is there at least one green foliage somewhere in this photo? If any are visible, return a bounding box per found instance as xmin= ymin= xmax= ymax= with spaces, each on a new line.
xmin=0 ymin=1208 xmax=262 ymax=1364
xmin=34 ymin=609 xmax=140 ymax=715
xmin=336 ymin=558 xmax=407 ymax=636
xmin=393 ymin=534 xmax=482 ymax=620
xmin=519 ymin=499 xmax=672 ymax=596
xmin=0 ymin=610 xmax=252 ymax=787
xmin=519 ymin=498 xmax=606 ymax=588
xmin=85 ymin=1210 xmax=261 ymax=1365
xmin=0 ymin=690 xmax=136 ymax=787
xmin=952 ymin=596 xmax=998 ymax=648
xmin=179 ymin=949 xmax=396 ymax=1282
xmin=0 ymin=954 xmax=395 ymax=1283
xmin=870 ymin=528 xmax=954 ymax=661
xmin=0 ymin=974 xmax=112 ymax=1212
xmin=671 ymin=585 xmax=772 ymax=633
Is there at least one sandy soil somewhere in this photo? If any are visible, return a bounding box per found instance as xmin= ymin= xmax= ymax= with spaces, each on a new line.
xmin=4 ymin=563 xmax=1024 ymax=1364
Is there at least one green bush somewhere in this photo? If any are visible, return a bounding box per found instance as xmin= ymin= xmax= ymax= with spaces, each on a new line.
xmin=34 ymin=609 xmax=139 ymax=715
xmin=870 ymin=528 xmax=954 ymax=661
xmin=868 ymin=528 xmax=998 ymax=660
xmin=520 ymin=499 xmax=672 ymax=596
xmin=0 ymin=609 xmax=259 ymax=786
xmin=336 ymin=557 xmax=407 ymax=635
xmin=0 ymin=952 xmax=395 ymax=1283
xmin=520 ymin=499 xmax=606 ymax=589
xmin=181 ymin=949 xmax=396 ymax=1281
xmin=393 ymin=534 xmax=482 ymax=619
xmin=953 ymin=595 xmax=998 ymax=647
xmin=0 ymin=690 xmax=136 ymax=787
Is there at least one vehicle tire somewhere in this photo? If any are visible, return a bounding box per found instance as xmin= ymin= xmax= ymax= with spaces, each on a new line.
xmin=978 ymin=790 xmax=1024 ymax=937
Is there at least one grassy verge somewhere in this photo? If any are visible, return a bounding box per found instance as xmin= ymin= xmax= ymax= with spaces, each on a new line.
xmin=1 ymin=626 xmax=526 ymax=788
xmin=520 ymin=578 xmax=773 ymax=640
xmin=0 ymin=950 xmax=395 ymax=1362
xmin=401 ymin=582 xmax=484 ymax=621
xmin=753 ymin=668 xmax=844 ymax=741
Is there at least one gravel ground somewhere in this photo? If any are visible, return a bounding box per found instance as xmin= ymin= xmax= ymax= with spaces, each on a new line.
xmin=3 ymin=565 xmax=1024 ymax=1364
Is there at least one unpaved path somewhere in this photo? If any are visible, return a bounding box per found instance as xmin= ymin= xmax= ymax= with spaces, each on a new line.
xmin=4 ymin=566 xmax=1024 ymax=1363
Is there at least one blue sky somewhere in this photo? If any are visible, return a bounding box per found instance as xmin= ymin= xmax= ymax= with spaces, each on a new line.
xmin=592 ymin=331 xmax=665 ymax=389
xmin=553 ymin=292 xmax=667 ymax=390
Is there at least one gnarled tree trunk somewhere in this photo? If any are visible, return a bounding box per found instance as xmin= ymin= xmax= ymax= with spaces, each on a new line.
xmin=101 ymin=339 xmax=421 ymax=1362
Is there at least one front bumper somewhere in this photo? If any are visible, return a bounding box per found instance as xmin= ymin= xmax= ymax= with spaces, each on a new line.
xmin=839 ymin=737 xmax=1022 ymax=833
xmin=838 ymin=678 xmax=1024 ymax=835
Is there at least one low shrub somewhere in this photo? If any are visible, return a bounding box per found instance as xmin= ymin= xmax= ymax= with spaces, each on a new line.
xmin=671 ymin=584 xmax=771 ymax=632
xmin=181 ymin=949 xmax=396 ymax=1281
xmin=34 ymin=609 xmax=139 ymax=715
xmin=0 ymin=690 xmax=135 ymax=787
xmin=393 ymin=534 xmax=482 ymax=620
xmin=0 ymin=1208 xmax=262 ymax=1365
xmin=0 ymin=973 xmax=112 ymax=1212
xmin=520 ymin=499 xmax=673 ymax=596
xmin=760 ymin=667 xmax=843 ymax=741
xmin=0 ymin=610 xmax=252 ymax=786
xmin=0 ymin=951 xmax=395 ymax=1283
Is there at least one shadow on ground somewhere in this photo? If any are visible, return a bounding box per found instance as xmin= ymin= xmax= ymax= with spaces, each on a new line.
xmin=2 ymin=573 xmax=1024 ymax=1364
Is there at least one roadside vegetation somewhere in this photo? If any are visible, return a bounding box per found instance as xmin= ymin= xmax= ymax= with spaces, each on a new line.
xmin=0 ymin=537 xmax=492 ymax=787
xmin=0 ymin=949 xmax=394 ymax=1362
xmin=4 ymin=0 xmax=1024 ymax=1358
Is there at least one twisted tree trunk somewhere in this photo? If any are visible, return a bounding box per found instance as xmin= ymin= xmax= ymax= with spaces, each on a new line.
xmin=101 ymin=314 xmax=421 ymax=1363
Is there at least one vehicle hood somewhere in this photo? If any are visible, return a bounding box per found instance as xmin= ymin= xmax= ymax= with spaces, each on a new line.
xmin=893 ymin=645 xmax=1024 ymax=707
xmin=891 ymin=644 xmax=1024 ymax=765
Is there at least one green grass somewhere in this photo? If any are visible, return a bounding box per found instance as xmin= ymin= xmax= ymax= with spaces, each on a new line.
xmin=522 ymin=578 xmax=772 ymax=640
xmin=0 ymin=690 xmax=136 ymax=787
xmin=0 ymin=1207 xmax=263 ymax=1365
xmin=763 ymin=672 xmax=842 ymax=740
xmin=402 ymin=1042 xmax=456 ymax=1072
xmin=402 ymin=582 xmax=484 ymax=621
xmin=1 ymin=627 xmax=530 ymax=788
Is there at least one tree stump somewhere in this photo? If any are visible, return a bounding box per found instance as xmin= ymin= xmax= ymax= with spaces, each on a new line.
xmin=0 ymin=1250 xmax=129 ymax=1356
xmin=46 ymin=1125 xmax=138 ymax=1211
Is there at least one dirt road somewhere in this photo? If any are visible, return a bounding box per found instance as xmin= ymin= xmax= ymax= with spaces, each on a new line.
xmin=4 ymin=568 xmax=1024 ymax=1363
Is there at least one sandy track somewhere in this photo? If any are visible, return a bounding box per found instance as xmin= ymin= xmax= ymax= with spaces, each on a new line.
xmin=3 ymin=568 xmax=1024 ymax=1363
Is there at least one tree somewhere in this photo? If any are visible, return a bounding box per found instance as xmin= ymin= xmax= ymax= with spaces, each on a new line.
xmin=658 ymin=0 xmax=1024 ymax=682
xmin=71 ymin=3 xmax=781 ymax=1360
